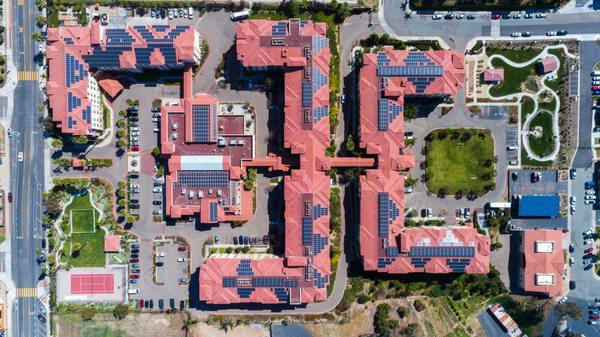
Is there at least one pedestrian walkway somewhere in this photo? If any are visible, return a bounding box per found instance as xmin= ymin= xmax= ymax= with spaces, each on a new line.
xmin=17 ymin=71 xmax=39 ymax=81
xmin=16 ymin=287 xmax=36 ymax=297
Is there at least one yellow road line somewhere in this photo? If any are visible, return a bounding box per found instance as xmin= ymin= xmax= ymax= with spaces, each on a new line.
xmin=17 ymin=288 xmax=36 ymax=297
xmin=18 ymin=71 xmax=38 ymax=81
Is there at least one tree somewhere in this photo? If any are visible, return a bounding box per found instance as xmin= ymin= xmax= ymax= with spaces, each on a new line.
xmin=118 ymin=109 xmax=127 ymax=117
xmin=71 ymin=135 xmax=88 ymax=144
xmin=126 ymin=214 xmax=136 ymax=224
xmin=36 ymin=15 xmax=47 ymax=27
xmin=31 ymin=32 xmax=43 ymax=42
xmin=80 ymin=306 xmax=96 ymax=321
xmin=34 ymin=0 xmax=46 ymax=9
xmin=284 ymin=0 xmax=300 ymax=17
xmin=152 ymin=146 xmax=161 ymax=157
xmin=344 ymin=134 xmax=356 ymax=155
xmin=43 ymin=197 xmax=62 ymax=217
xmin=116 ymin=119 xmax=126 ymax=128
xmin=413 ymin=299 xmax=427 ymax=311
xmin=113 ymin=303 xmax=129 ymax=320
xmin=555 ymin=301 xmax=582 ymax=320
xmin=404 ymin=105 xmax=419 ymax=120
xmin=373 ymin=303 xmax=391 ymax=336
xmin=125 ymin=99 xmax=134 ymax=106
xmin=241 ymin=246 xmax=250 ymax=253
xmin=397 ymin=306 xmax=410 ymax=318
xmin=51 ymin=138 xmax=63 ymax=148
xmin=116 ymin=138 xmax=127 ymax=148
xmin=117 ymin=199 xmax=127 ymax=207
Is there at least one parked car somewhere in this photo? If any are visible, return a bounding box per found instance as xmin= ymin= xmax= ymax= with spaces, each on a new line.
xmin=467 ymin=14 xmax=476 ymax=19
xmin=427 ymin=208 xmax=433 ymax=218
xmin=131 ymin=268 xmax=140 ymax=274
xmin=586 ymin=195 xmax=597 ymax=200
xmin=152 ymin=209 xmax=162 ymax=215
xmin=263 ymin=235 xmax=269 ymax=245
xmin=535 ymin=12 xmax=547 ymax=18
xmin=130 ymin=274 xmax=138 ymax=279
xmin=155 ymin=262 xmax=164 ymax=267
xmin=233 ymin=236 xmax=239 ymax=245
xmin=513 ymin=13 xmax=522 ymax=18
xmin=584 ymin=239 xmax=594 ymax=245
xmin=177 ymin=258 xmax=187 ymax=262
xmin=179 ymin=300 xmax=185 ymax=310
xmin=139 ymin=299 xmax=144 ymax=308
xmin=243 ymin=236 xmax=250 ymax=245
xmin=149 ymin=299 xmax=154 ymax=308
xmin=152 ymin=200 xmax=162 ymax=205
xmin=569 ymin=281 xmax=576 ymax=290
xmin=130 ymin=258 xmax=139 ymax=263
xmin=491 ymin=14 xmax=500 ymax=19
xmin=546 ymin=31 xmax=556 ymax=36
xmin=570 ymin=196 xmax=576 ymax=205
xmin=502 ymin=13 xmax=511 ymax=19
xmin=178 ymin=246 xmax=187 ymax=252
xmin=524 ymin=13 xmax=534 ymax=19
xmin=170 ymin=298 xmax=175 ymax=309
xmin=178 ymin=277 xmax=187 ymax=283
xmin=130 ymin=204 xmax=140 ymax=209
xmin=7 ymin=193 xmax=12 ymax=203
xmin=432 ymin=12 xmax=442 ymax=20
xmin=570 ymin=169 xmax=577 ymax=179
xmin=585 ymin=247 xmax=595 ymax=254
xmin=569 ymin=257 xmax=574 ymax=266
xmin=130 ymin=253 xmax=139 ymax=259
xmin=157 ymin=251 xmax=166 ymax=257
xmin=129 ymin=279 xmax=138 ymax=284
xmin=557 ymin=30 xmax=568 ymax=36
xmin=522 ymin=32 xmax=532 ymax=37
xmin=511 ymin=32 xmax=522 ymax=37
xmin=153 ymin=187 xmax=162 ymax=193
xmin=158 ymin=299 xmax=164 ymax=309
xmin=131 ymin=249 xmax=139 ymax=254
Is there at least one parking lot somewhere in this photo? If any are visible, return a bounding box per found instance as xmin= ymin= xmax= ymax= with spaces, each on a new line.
xmin=506 ymin=125 xmax=519 ymax=164
xmin=155 ymin=241 xmax=190 ymax=287
xmin=508 ymin=169 xmax=568 ymax=230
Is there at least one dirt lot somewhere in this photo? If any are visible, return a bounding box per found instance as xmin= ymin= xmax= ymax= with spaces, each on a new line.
xmin=191 ymin=323 xmax=269 ymax=337
xmin=55 ymin=312 xmax=188 ymax=337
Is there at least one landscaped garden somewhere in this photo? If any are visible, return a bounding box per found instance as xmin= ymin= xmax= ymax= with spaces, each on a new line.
xmin=488 ymin=58 xmax=537 ymax=97
xmin=527 ymin=111 xmax=556 ymax=158
xmin=424 ymin=129 xmax=495 ymax=196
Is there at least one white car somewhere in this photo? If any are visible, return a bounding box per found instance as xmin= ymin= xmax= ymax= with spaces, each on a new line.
xmin=131 ymin=184 xmax=140 ymax=189
xmin=584 ymin=239 xmax=594 ymax=245
xmin=177 ymin=258 xmax=187 ymax=262
xmin=511 ymin=32 xmax=522 ymax=37
xmin=157 ymin=251 xmax=166 ymax=257
xmin=592 ymin=81 xmax=600 ymax=86
xmin=152 ymin=118 xmax=159 ymax=123
xmin=153 ymin=187 xmax=162 ymax=193
xmin=585 ymin=195 xmax=597 ymax=200
xmin=557 ymin=296 xmax=568 ymax=304
xmin=513 ymin=13 xmax=522 ymax=19
xmin=571 ymin=205 xmax=576 ymax=214
xmin=584 ymin=228 xmax=593 ymax=236
xmin=432 ymin=13 xmax=442 ymax=20
xmin=17 ymin=152 xmax=23 ymax=162
xmin=586 ymin=190 xmax=596 ymax=195
xmin=38 ymin=44 xmax=44 ymax=53
xmin=546 ymin=31 xmax=556 ymax=36
xmin=131 ymin=131 xmax=140 ymax=137
xmin=586 ymin=199 xmax=596 ymax=205
xmin=427 ymin=208 xmax=433 ymax=217
xmin=130 ymin=127 xmax=139 ymax=132
xmin=456 ymin=13 xmax=464 ymax=19
xmin=536 ymin=13 xmax=547 ymax=18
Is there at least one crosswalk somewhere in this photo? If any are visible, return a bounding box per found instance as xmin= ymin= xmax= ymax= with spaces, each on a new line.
xmin=18 ymin=0 xmax=24 ymax=5
xmin=18 ymin=71 xmax=38 ymax=81
xmin=17 ymin=287 xmax=36 ymax=297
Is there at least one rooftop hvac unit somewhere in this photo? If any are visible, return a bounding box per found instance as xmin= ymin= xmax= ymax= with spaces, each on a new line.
xmin=172 ymin=132 xmax=178 ymax=140
xmin=217 ymin=190 xmax=222 ymax=197
xmin=173 ymin=122 xmax=178 ymax=130
xmin=189 ymin=190 xmax=195 ymax=198
xmin=208 ymin=189 xmax=213 ymax=195
xmin=198 ymin=191 xmax=203 ymax=198
xmin=181 ymin=188 xmax=186 ymax=195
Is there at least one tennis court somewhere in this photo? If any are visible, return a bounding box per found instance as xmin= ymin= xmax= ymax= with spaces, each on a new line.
xmin=71 ymin=273 xmax=115 ymax=294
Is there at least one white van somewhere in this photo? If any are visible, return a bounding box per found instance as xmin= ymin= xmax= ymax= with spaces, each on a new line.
xmin=230 ymin=9 xmax=250 ymax=21
xmin=128 ymin=288 xmax=140 ymax=294
xmin=188 ymin=7 xmax=194 ymax=19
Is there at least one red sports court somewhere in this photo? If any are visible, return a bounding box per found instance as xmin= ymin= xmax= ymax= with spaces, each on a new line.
xmin=71 ymin=273 xmax=114 ymax=294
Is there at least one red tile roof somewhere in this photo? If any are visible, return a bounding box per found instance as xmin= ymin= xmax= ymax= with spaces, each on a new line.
xmin=199 ymin=19 xmax=332 ymax=305
xmin=357 ymin=48 xmax=487 ymax=274
xmin=521 ymin=229 xmax=564 ymax=297
xmin=47 ymin=21 xmax=199 ymax=136
xmin=483 ymin=68 xmax=504 ymax=82
xmin=539 ymin=56 xmax=558 ymax=74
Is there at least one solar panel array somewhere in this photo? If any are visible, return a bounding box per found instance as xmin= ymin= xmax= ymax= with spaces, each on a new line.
xmin=64 ymin=37 xmax=74 ymax=45
xmin=153 ymin=25 xmax=170 ymax=32
xmin=223 ymin=277 xmax=237 ymax=287
xmin=312 ymin=35 xmax=329 ymax=53
xmin=312 ymin=67 xmax=328 ymax=94
xmin=313 ymin=234 xmax=328 ymax=255
xmin=378 ymin=193 xmax=389 ymax=237
xmin=377 ymin=257 xmax=395 ymax=269
xmin=236 ymin=260 xmax=254 ymax=276
xmin=313 ymin=106 xmax=328 ymax=123
xmin=176 ymin=170 xmax=229 ymax=189
xmin=377 ymin=65 xmax=443 ymax=77
xmin=237 ymin=287 xmax=255 ymax=298
xmin=386 ymin=247 xmax=399 ymax=257
xmin=410 ymin=257 xmax=431 ymax=268
xmin=67 ymin=116 xmax=77 ymax=128
xmin=192 ymin=105 xmax=211 ymax=142
xmin=446 ymin=258 xmax=472 ymax=272
xmin=407 ymin=76 xmax=437 ymax=94
xmin=65 ymin=54 xmax=88 ymax=87
xmin=302 ymin=216 xmax=313 ymax=245
xmin=209 ymin=202 xmax=218 ymax=222
xmin=312 ymin=204 xmax=328 ymax=220
xmin=312 ymin=269 xmax=328 ymax=289
xmin=302 ymin=82 xmax=312 ymax=107
xmin=273 ymin=288 xmax=288 ymax=302
xmin=251 ymin=277 xmax=298 ymax=288
xmin=82 ymin=106 xmax=91 ymax=124
xmin=377 ymin=99 xmax=404 ymax=131
xmin=67 ymin=92 xmax=82 ymax=112
xmin=272 ymin=22 xmax=287 ymax=37
xmin=105 ymin=28 xmax=135 ymax=46
xmin=405 ymin=51 xmax=437 ymax=66
xmin=410 ymin=246 xmax=475 ymax=258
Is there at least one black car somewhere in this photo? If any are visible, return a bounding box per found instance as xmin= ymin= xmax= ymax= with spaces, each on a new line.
xmin=130 ymin=117 xmax=139 ymax=122
xmin=522 ymin=31 xmax=532 ymax=37
xmin=152 ymin=200 xmax=162 ymax=205
xmin=502 ymin=14 xmax=511 ymax=19
xmin=130 ymin=254 xmax=139 ymax=259
xmin=130 ymin=204 xmax=140 ymax=209
xmin=149 ymin=299 xmax=154 ymax=308
xmin=243 ymin=236 xmax=250 ymax=245
xmin=155 ymin=261 xmax=164 ymax=267
xmin=511 ymin=172 xmax=518 ymax=181
xmin=570 ymin=281 xmax=576 ymax=290
xmin=130 ymin=199 xmax=140 ymax=204
xmin=159 ymin=299 xmax=164 ymax=309
xmin=557 ymin=30 xmax=568 ymax=36
xmin=263 ymin=235 xmax=269 ymax=245
xmin=144 ymin=300 xmax=149 ymax=308
xmin=238 ymin=235 xmax=244 ymax=244
xmin=131 ymin=249 xmax=139 ymax=254
xmin=233 ymin=236 xmax=239 ymax=245
xmin=169 ymin=298 xmax=175 ymax=309
xmin=179 ymin=300 xmax=185 ymax=310
xmin=444 ymin=13 xmax=454 ymax=19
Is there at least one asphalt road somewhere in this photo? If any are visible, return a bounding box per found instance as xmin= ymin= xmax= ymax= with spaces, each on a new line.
xmin=9 ymin=0 xmax=46 ymax=334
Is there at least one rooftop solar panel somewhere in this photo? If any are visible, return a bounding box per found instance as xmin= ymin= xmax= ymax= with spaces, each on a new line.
xmin=378 ymin=193 xmax=389 ymax=237
xmin=192 ymin=105 xmax=211 ymax=142
xmin=409 ymin=246 xmax=475 ymax=258
xmin=175 ymin=170 xmax=229 ymax=189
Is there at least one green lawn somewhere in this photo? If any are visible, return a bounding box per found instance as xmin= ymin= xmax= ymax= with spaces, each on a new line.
xmin=425 ymin=129 xmax=495 ymax=196
xmin=489 ymin=58 xmax=537 ymax=97
xmin=65 ymin=193 xmax=98 ymax=233
xmin=446 ymin=328 xmax=469 ymax=337
xmin=521 ymin=96 xmax=535 ymax=124
xmin=493 ymin=295 xmax=544 ymax=337
xmin=485 ymin=48 xmax=543 ymax=63
xmin=70 ymin=230 xmax=106 ymax=267
xmin=521 ymin=147 xmax=552 ymax=167
xmin=539 ymin=96 xmax=557 ymax=112
xmin=527 ymin=112 xmax=556 ymax=158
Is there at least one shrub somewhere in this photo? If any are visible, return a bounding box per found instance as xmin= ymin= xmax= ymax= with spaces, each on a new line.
xmin=113 ymin=303 xmax=129 ymax=320
xmin=80 ymin=306 xmax=96 ymax=321
xmin=413 ymin=299 xmax=427 ymax=312
xmin=356 ymin=294 xmax=370 ymax=304
xmin=397 ymin=306 xmax=410 ymax=318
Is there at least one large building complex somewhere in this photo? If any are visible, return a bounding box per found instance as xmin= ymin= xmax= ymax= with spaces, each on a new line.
xmin=160 ymin=69 xmax=254 ymax=222
xmin=358 ymin=48 xmax=490 ymax=274
xmin=47 ymin=21 xmax=200 ymax=136
xmin=199 ymin=19 xmax=333 ymax=305
xmin=518 ymin=229 xmax=564 ymax=297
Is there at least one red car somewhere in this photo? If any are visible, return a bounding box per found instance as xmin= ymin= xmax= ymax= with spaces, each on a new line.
xmin=139 ymin=299 xmax=144 ymax=308
xmin=177 ymin=246 xmax=187 ymax=252
xmin=585 ymin=247 xmax=595 ymax=254
xmin=130 ymin=274 xmax=138 ymax=279
xmin=491 ymin=14 xmax=501 ymax=20
xmin=130 ymin=258 xmax=139 ymax=263
xmin=130 ymin=146 xmax=139 ymax=152
xmin=590 ymin=314 xmax=600 ymax=320
xmin=593 ymin=86 xmax=600 ymax=91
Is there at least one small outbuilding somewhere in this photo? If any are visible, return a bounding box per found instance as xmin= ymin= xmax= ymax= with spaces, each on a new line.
xmin=104 ymin=235 xmax=121 ymax=253
xmin=538 ymin=56 xmax=558 ymax=74
xmin=483 ymin=68 xmax=504 ymax=84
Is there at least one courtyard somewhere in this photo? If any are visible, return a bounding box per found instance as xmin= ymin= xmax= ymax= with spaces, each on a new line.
xmin=424 ymin=128 xmax=495 ymax=197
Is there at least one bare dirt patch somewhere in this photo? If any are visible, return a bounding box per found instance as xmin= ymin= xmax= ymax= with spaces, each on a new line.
xmin=191 ymin=322 xmax=269 ymax=337
xmin=55 ymin=312 xmax=187 ymax=337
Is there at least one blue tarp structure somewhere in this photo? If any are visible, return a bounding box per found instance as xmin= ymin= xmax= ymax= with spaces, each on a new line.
xmin=517 ymin=195 xmax=560 ymax=218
